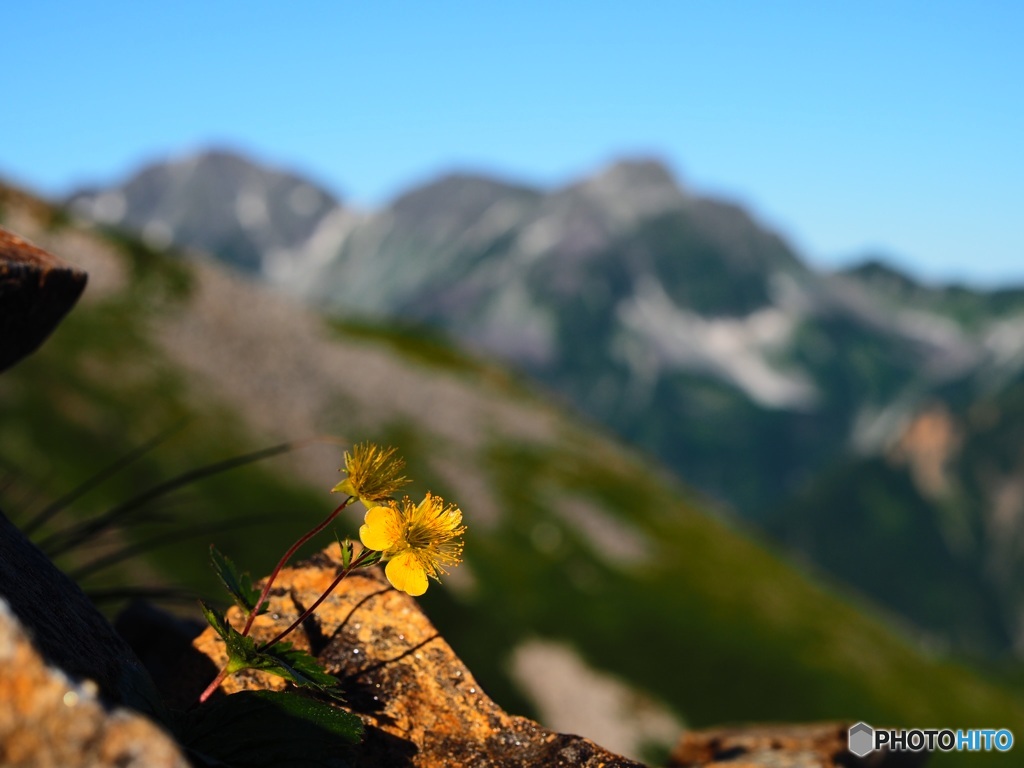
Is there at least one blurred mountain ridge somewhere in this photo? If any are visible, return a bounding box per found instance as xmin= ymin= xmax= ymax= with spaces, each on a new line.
xmin=64 ymin=148 xmax=1024 ymax=659
xmin=14 ymin=180 xmax=1024 ymax=764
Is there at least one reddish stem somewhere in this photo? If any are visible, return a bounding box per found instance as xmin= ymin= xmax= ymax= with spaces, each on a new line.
xmin=198 ymin=665 xmax=231 ymax=704
xmin=241 ymin=496 xmax=353 ymax=636
xmin=259 ymin=548 xmax=376 ymax=651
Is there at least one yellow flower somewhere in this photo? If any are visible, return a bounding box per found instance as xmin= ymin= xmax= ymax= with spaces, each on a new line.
xmin=359 ymin=493 xmax=466 ymax=596
xmin=332 ymin=443 xmax=409 ymax=503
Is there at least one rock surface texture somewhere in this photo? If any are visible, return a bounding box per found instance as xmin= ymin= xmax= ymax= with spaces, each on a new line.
xmin=669 ymin=723 xmax=927 ymax=768
xmin=182 ymin=543 xmax=645 ymax=767
xmin=0 ymin=511 xmax=165 ymax=717
xmin=0 ymin=597 xmax=187 ymax=768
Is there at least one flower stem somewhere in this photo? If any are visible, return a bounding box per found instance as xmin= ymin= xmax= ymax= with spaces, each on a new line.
xmin=241 ymin=496 xmax=353 ymax=636
xmin=258 ymin=548 xmax=375 ymax=651
xmin=198 ymin=665 xmax=231 ymax=704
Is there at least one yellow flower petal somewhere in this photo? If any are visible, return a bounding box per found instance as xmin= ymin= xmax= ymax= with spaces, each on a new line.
xmin=359 ymin=505 xmax=402 ymax=551
xmin=385 ymin=551 xmax=429 ymax=596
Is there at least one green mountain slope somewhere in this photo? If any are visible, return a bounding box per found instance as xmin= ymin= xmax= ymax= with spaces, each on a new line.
xmin=3 ymin=184 xmax=1022 ymax=764
xmin=67 ymin=151 xmax=1024 ymax=667
xmin=770 ymin=368 xmax=1024 ymax=661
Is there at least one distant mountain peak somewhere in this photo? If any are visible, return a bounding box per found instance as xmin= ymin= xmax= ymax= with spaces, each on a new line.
xmin=590 ymin=157 xmax=682 ymax=193
xmin=840 ymin=255 xmax=920 ymax=287
xmin=67 ymin=147 xmax=340 ymax=273
xmin=565 ymin=157 xmax=686 ymax=229
xmin=389 ymin=172 xmax=541 ymax=222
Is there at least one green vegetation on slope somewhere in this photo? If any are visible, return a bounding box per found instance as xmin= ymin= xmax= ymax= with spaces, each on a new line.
xmin=3 ymin=193 xmax=1023 ymax=767
xmin=0 ymin=222 xmax=327 ymax=606
xmin=409 ymin=437 xmax=1024 ymax=757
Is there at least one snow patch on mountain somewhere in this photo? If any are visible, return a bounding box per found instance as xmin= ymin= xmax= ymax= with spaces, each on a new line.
xmin=616 ymin=276 xmax=817 ymax=410
xmin=892 ymin=309 xmax=981 ymax=378
xmin=265 ymin=206 xmax=365 ymax=290
xmin=471 ymin=279 xmax=557 ymax=365
xmin=142 ymin=219 xmax=175 ymax=249
xmin=79 ymin=190 xmax=127 ymax=224
xmin=235 ymin=188 xmax=269 ymax=231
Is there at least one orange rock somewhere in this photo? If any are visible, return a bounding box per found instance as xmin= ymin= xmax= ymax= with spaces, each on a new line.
xmin=0 ymin=597 xmax=187 ymax=768
xmin=185 ymin=544 xmax=645 ymax=767
xmin=668 ymin=722 xmax=927 ymax=767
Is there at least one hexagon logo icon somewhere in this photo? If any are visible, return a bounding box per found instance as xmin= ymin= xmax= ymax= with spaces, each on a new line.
xmin=849 ymin=722 xmax=875 ymax=757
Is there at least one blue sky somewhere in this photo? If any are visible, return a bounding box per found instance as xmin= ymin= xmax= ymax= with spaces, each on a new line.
xmin=5 ymin=1 xmax=1022 ymax=284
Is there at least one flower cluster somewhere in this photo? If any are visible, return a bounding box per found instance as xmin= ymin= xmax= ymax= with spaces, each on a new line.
xmin=199 ymin=442 xmax=466 ymax=706
xmin=335 ymin=442 xmax=465 ymax=595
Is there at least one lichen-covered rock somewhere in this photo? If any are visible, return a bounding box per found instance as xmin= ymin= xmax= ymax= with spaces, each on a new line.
xmin=668 ymin=722 xmax=927 ymax=767
xmin=183 ymin=543 xmax=645 ymax=767
xmin=0 ymin=597 xmax=188 ymax=768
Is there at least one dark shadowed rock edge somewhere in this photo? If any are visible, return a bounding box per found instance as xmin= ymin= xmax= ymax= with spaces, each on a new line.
xmin=0 ymin=227 xmax=87 ymax=373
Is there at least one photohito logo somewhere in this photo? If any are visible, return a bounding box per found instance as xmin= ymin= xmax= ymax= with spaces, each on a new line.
xmin=848 ymin=722 xmax=1014 ymax=756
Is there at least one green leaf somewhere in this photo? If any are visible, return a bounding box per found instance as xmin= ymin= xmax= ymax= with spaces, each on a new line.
xmin=201 ymin=601 xmax=341 ymax=696
xmin=200 ymin=601 xmax=263 ymax=675
xmin=210 ymin=545 xmax=267 ymax=614
xmin=359 ymin=548 xmax=382 ymax=567
xmin=200 ymin=600 xmax=232 ymax=642
xmin=336 ymin=536 xmax=354 ymax=569
xmin=254 ymin=643 xmax=344 ymax=699
xmin=183 ymin=690 xmax=362 ymax=767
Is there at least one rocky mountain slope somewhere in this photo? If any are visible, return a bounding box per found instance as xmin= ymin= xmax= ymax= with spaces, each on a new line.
xmin=69 ymin=149 xmax=338 ymax=274
xmin=64 ymin=149 xmax=1024 ymax=661
xmin=70 ymin=150 xmax=1017 ymax=517
xmin=3 ymin=183 xmax=1023 ymax=765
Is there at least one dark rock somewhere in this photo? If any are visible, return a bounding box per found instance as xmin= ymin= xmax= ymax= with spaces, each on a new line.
xmin=0 ymin=227 xmax=87 ymax=372
xmin=0 ymin=509 xmax=164 ymax=719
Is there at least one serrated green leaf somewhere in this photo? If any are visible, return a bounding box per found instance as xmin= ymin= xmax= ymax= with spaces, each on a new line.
xmin=202 ymin=601 xmax=340 ymax=696
xmin=201 ymin=601 xmax=264 ymax=675
xmin=183 ymin=689 xmax=362 ymax=767
xmin=210 ymin=545 xmax=267 ymax=615
xmin=200 ymin=600 xmax=232 ymax=642
xmin=254 ymin=643 xmax=343 ymax=698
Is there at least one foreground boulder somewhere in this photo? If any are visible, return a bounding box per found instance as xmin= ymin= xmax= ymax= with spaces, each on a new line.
xmin=179 ymin=544 xmax=645 ymax=767
xmin=0 ymin=597 xmax=186 ymax=768
xmin=0 ymin=226 xmax=87 ymax=372
xmin=0 ymin=511 xmax=165 ymax=717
